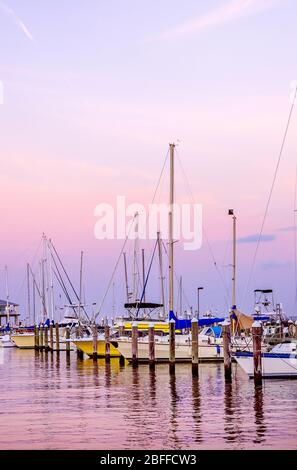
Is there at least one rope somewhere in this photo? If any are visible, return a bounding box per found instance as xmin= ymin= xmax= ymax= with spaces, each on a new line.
xmin=175 ymin=149 xmax=231 ymax=311
xmin=294 ymin=163 xmax=297 ymax=311
xmin=136 ymin=239 xmax=158 ymax=317
xmin=94 ymin=213 xmax=138 ymax=321
xmin=243 ymin=86 xmax=297 ymax=309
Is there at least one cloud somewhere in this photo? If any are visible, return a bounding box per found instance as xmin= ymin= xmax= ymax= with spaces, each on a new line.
xmin=238 ymin=233 xmax=276 ymax=243
xmin=0 ymin=1 xmax=33 ymax=41
xmin=261 ymin=260 xmax=291 ymax=270
xmin=148 ymin=0 xmax=283 ymax=41
xmin=276 ymin=226 xmax=297 ymax=232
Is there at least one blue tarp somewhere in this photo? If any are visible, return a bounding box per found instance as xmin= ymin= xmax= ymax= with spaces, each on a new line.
xmin=169 ymin=311 xmax=225 ymax=329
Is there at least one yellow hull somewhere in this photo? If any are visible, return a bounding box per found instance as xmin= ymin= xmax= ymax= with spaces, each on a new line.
xmin=11 ymin=334 xmax=35 ymax=349
xmin=73 ymin=339 xmax=121 ymax=358
xmin=119 ymin=322 xmax=170 ymax=332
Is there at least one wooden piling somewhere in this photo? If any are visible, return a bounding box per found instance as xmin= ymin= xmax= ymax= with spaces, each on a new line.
xmin=118 ymin=321 xmax=124 ymax=337
xmin=44 ymin=325 xmax=49 ymax=352
xmin=34 ymin=324 xmax=39 ymax=350
xmin=92 ymin=324 xmax=98 ymax=361
xmin=222 ymin=320 xmax=232 ymax=381
xmin=55 ymin=322 xmax=60 ymax=353
xmin=75 ymin=325 xmax=84 ymax=359
xmin=252 ymin=321 xmax=262 ymax=385
xmin=148 ymin=322 xmax=155 ymax=369
xmin=66 ymin=325 xmax=71 ymax=356
xmin=131 ymin=322 xmax=138 ymax=367
xmin=105 ymin=325 xmax=110 ymax=362
xmin=49 ymin=321 xmax=54 ymax=351
xmin=169 ymin=319 xmax=175 ymax=373
xmin=39 ymin=324 xmax=44 ymax=350
xmin=191 ymin=318 xmax=199 ymax=377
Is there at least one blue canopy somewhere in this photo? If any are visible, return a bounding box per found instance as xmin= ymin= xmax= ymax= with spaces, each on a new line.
xmin=169 ymin=311 xmax=224 ymax=329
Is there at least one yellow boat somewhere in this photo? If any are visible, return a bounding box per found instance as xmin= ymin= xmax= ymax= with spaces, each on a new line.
xmin=11 ymin=333 xmax=35 ymax=349
xmin=72 ymin=338 xmax=121 ymax=358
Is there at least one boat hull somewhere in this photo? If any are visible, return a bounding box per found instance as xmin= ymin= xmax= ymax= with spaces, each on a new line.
xmin=72 ymin=339 xmax=121 ymax=358
xmin=235 ymin=351 xmax=297 ymax=378
xmin=113 ymin=339 xmax=223 ymax=362
xmin=0 ymin=335 xmax=16 ymax=348
xmin=11 ymin=334 xmax=35 ymax=349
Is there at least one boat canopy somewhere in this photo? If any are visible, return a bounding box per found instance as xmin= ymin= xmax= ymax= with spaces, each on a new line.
xmin=169 ymin=311 xmax=224 ymax=329
xmin=124 ymin=302 xmax=163 ymax=309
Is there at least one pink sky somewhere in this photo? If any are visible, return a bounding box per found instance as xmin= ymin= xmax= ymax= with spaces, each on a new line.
xmin=0 ymin=0 xmax=296 ymax=318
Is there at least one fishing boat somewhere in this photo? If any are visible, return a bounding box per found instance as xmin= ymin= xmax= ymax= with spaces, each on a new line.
xmin=0 ymin=334 xmax=16 ymax=348
xmin=234 ymin=340 xmax=297 ymax=378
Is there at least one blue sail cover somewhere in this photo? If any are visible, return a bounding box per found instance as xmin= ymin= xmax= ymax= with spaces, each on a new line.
xmin=169 ymin=311 xmax=225 ymax=329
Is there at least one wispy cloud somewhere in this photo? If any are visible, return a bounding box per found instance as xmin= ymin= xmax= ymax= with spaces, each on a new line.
xmin=261 ymin=260 xmax=290 ymax=270
xmin=0 ymin=1 xmax=33 ymax=41
xmin=148 ymin=0 xmax=283 ymax=41
xmin=238 ymin=233 xmax=276 ymax=244
xmin=276 ymin=226 xmax=297 ymax=232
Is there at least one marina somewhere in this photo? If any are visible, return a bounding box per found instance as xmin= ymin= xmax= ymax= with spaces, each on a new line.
xmin=1 ymin=0 xmax=297 ymax=456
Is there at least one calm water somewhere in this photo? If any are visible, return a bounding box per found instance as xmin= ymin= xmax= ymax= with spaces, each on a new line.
xmin=0 ymin=348 xmax=296 ymax=450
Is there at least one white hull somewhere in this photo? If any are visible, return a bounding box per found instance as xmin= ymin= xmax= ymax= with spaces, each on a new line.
xmin=114 ymin=338 xmax=223 ymax=362
xmin=0 ymin=335 xmax=16 ymax=348
xmin=235 ymin=353 xmax=297 ymax=378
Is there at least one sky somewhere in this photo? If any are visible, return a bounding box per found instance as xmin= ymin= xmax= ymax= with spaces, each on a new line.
xmin=0 ymin=0 xmax=297 ymax=321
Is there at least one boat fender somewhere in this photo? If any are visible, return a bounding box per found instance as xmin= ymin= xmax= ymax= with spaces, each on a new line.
xmin=216 ymin=344 xmax=221 ymax=355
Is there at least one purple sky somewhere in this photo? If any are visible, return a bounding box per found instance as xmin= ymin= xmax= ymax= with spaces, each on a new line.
xmin=0 ymin=0 xmax=297 ymax=320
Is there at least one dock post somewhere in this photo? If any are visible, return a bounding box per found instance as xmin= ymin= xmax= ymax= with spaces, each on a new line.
xmin=118 ymin=321 xmax=124 ymax=337
xmin=34 ymin=324 xmax=39 ymax=350
xmin=131 ymin=322 xmax=138 ymax=367
xmin=49 ymin=321 xmax=54 ymax=351
xmin=44 ymin=325 xmax=49 ymax=352
xmin=39 ymin=324 xmax=44 ymax=350
xmin=169 ymin=319 xmax=175 ymax=374
xmin=66 ymin=325 xmax=71 ymax=356
xmin=75 ymin=325 xmax=84 ymax=359
xmin=55 ymin=322 xmax=60 ymax=353
xmin=252 ymin=321 xmax=262 ymax=385
xmin=222 ymin=320 xmax=232 ymax=381
xmin=148 ymin=322 xmax=155 ymax=369
xmin=105 ymin=325 xmax=110 ymax=362
xmin=295 ymin=321 xmax=297 ymax=339
xmin=92 ymin=324 xmax=98 ymax=361
xmin=191 ymin=318 xmax=199 ymax=377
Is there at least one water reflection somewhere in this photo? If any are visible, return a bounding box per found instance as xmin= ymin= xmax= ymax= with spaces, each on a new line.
xmin=169 ymin=373 xmax=181 ymax=448
xmin=0 ymin=350 xmax=295 ymax=450
xmin=192 ymin=377 xmax=203 ymax=443
xmin=253 ymin=385 xmax=266 ymax=444
xmin=149 ymin=368 xmax=156 ymax=406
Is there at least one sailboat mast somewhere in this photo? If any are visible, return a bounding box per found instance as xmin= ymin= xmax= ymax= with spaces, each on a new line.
xmin=47 ymin=240 xmax=55 ymax=321
xmin=169 ymin=143 xmax=175 ymax=314
xmin=179 ymin=276 xmax=183 ymax=316
xmin=123 ymin=252 xmax=129 ymax=303
xmin=41 ymin=233 xmax=47 ymax=321
xmin=33 ymin=276 xmax=36 ymax=325
xmin=5 ymin=265 xmax=10 ymax=324
xmin=142 ymin=248 xmax=146 ymax=304
xmin=78 ymin=251 xmax=83 ymax=322
xmin=157 ymin=231 xmax=165 ymax=318
xmin=232 ymin=213 xmax=237 ymax=309
xmin=27 ymin=263 xmax=31 ymax=324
